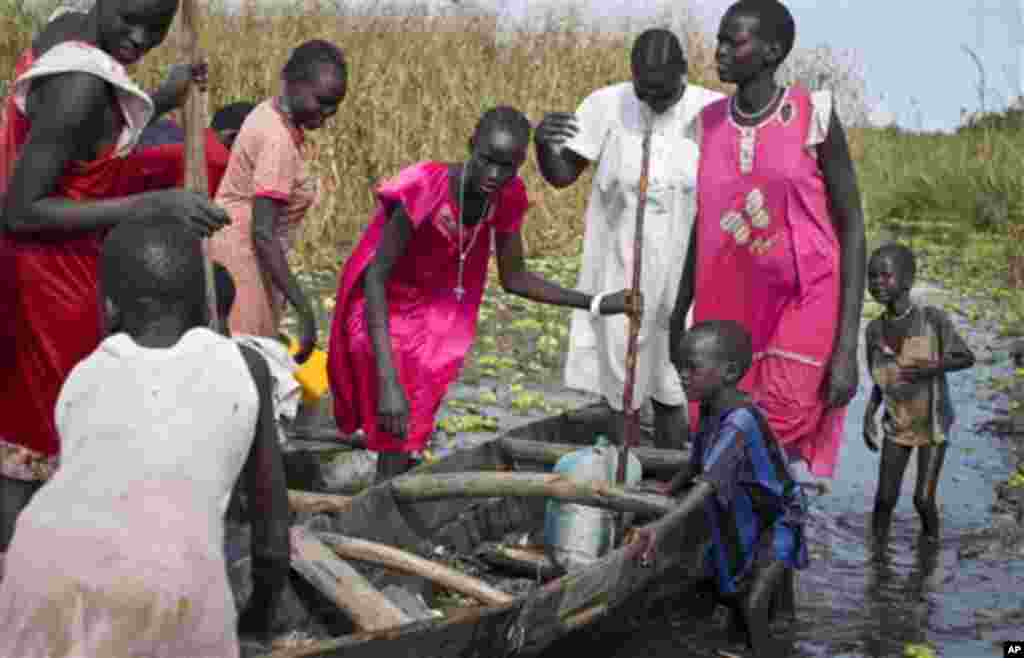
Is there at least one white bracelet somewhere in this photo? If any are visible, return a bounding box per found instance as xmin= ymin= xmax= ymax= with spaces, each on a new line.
xmin=590 ymin=291 xmax=607 ymax=317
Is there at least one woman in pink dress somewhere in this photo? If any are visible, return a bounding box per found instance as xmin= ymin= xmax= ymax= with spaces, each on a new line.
xmin=328 ymin=107 xmax=640 ymax=481
xmin=209 ymin=40 xmax=346 ymax=363
xmin=670 ymin=0 xmax=866 ymax=479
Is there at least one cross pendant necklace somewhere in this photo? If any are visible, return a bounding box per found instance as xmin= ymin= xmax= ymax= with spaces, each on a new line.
xmin=454 ymin=166 xmax=488 ymax=301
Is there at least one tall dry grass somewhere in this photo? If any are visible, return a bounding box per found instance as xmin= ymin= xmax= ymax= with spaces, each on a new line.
xmin=7 ymin=2 xmax=1024 ymax=334
xmin=2 ymin=1 xmax=726 ymax=270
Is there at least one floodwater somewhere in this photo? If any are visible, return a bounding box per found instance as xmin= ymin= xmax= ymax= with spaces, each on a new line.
xmin=541 ymin=302 xmax=1024 ymax=658
xmin=284 ymin=276 xmax=1023 ymax=657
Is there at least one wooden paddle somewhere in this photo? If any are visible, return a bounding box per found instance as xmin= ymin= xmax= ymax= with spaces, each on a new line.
xmin=178 ymin=0 xmax=219 ymax=330
xmin=616 ymin=124 xmax=654 ymax=486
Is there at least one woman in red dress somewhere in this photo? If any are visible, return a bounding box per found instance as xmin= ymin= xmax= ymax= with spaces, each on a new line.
xmin=0 ymin=0 xmax=229 ymax=549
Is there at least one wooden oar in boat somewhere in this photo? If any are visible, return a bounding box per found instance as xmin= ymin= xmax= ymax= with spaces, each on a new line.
xmin=178 ymin=0 xmax=219 ymax=330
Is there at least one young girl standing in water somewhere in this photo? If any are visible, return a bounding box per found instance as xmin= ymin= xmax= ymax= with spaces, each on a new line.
xmin=864 ymin=244 xmax=974 ymax=543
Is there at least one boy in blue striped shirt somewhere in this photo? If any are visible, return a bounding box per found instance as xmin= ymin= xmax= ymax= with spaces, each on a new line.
xmin=657 ymin=320 xmax=808 ymax=657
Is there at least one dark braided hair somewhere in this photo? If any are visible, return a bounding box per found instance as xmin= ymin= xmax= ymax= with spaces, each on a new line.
xmin=631 ymin=28 xmax=687 ymax=75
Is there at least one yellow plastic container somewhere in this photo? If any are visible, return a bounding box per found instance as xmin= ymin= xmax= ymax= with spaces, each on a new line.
xmin=286 ymin=336 xmax=329 ymax=404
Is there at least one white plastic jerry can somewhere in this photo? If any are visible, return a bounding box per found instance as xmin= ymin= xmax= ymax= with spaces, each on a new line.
xmin=543 ymin=436 xmax=642 ymax=572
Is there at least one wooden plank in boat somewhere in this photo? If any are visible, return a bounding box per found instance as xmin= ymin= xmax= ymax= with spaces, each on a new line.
xmin=390 ymin=472 xmax=674 ymax=517
xmin=290 ymin=527 xmax=412 ymax=631
xmin=315 ymin=531 xmax=513 ymax=607
xmin=498 ymin=437 xmax=689 ymax=476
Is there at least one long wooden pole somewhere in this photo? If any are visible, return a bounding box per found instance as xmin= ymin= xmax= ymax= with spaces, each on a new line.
xmin=390 ymin=472 xmax=674 ymax=517
xmin=617 ymin=124 xmax=654 ymax=485
xmin=287 ymin=490 xmax=354 ymax=515
xmin=316 ymin=532 xmax=514 ymax=606
xmin=290 ymin=527 xmax=412 ymax=630
xmin=499 ymin=437 xmax=689 ymax=477
xmin=179 ymin=0 xmax=219 ymax=331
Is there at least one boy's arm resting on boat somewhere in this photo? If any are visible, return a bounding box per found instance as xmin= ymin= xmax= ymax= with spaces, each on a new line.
xmin=237 ymin=344 xmax=292 ymax=638
xmin=658 ymin=435 xmax=703 ymax=496
xmin=662 ymin=459 xmax=699 ymax=497
xmin=494 ymin=229 xmax=640 ymax=317
xmin=363 ymin=203 xmax=414 ymax=438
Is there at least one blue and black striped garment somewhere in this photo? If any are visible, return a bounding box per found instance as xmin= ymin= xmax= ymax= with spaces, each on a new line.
xmin=692 ymin=405 xmax=809 ymax=596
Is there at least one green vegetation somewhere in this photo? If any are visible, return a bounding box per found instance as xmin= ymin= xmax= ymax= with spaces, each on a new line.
xmin=853 ymin=119 xmax=1024 ymax=336
xmin=6 ymin=0 xmax=1024 ymax=429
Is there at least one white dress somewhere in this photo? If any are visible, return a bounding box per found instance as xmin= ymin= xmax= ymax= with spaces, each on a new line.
xmin=563 ymin=82 xmax=724 ymax=411
xmin=0 ymin=328 xmax=261 ymax=657
xmin=26 ymin=328 xmax=259 ymax=556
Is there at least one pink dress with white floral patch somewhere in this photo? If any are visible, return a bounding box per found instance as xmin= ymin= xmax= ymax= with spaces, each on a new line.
xmin=691 ymin=86 xmax=846 ymax=478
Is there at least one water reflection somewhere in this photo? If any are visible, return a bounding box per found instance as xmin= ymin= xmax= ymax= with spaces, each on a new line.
xmin=856 ymin=539 xmax=941 ymax=658
xmin=539 ymin=306 xmax=1021 ymax=658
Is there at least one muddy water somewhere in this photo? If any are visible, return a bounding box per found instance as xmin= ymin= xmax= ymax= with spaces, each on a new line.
xmin=291 ymin=272 xmax=1023 ymax=657
xmin=541 ymin=293 xmax=1024 ymax=658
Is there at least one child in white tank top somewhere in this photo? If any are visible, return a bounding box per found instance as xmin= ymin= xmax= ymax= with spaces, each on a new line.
xmin=0 ymin=217 xmax=292 ymax=657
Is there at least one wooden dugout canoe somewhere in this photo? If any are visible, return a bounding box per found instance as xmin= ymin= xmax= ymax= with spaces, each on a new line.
xmin=233 ymin=405 xmax=713 ymax=658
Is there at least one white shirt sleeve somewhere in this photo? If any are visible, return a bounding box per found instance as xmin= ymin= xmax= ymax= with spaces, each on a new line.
xmin=806 ymin=89 xmax=833 ymax=147
xmin=53 ymin=355 xmax=96 ymax=459
xmin=563 ymin=86 xmax=612 ymax=162
xmin=685 ymin=87 xmax=725 ymax=144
